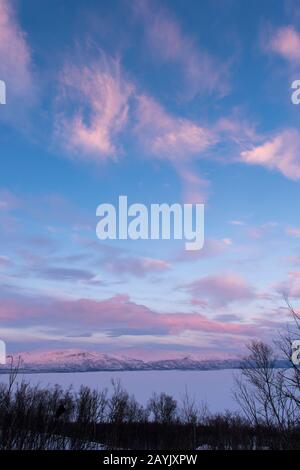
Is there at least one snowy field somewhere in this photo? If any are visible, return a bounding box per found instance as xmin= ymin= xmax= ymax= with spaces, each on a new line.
xmin=0 ymin=369 xmax=240 ymax=413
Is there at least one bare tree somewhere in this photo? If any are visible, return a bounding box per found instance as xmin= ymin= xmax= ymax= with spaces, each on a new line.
xmin=147 ymin=392 xmax=178 ymax=424
xmin=234 ymin=301 xmax=300 ymax=448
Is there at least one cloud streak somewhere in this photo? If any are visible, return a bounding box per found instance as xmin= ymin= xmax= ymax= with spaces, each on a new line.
xmin=267 ymin=25 xmax=300 ymax=63
xmin=0 ymin=290 xmax=259 ymax=343
xmin=0 ymin=0 xmax=33 ymax=100
xmin=132 ymin=0 xmax=229 ymax=98
xmin=185 ymin=273 xmax=256 ymax=307
xmin=240 ymin=129 xmax=300 ymax=180
xmin=135 ymin=94 xmax=215 ymax=160
xmin=56 ymin=54 xmax=134 ymax=161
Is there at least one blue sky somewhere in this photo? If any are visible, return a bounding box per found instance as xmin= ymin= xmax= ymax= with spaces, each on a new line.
xmin=1 ymin=0 xmax=300 ymax=359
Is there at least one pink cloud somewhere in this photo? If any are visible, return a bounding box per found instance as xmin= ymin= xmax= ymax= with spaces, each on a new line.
xmin=0 ymin=255 xmax=11 ymax=267
xmin=216 ymin=115 xmax=260 ymax=151
xmin=36 ymin=266 xmax=98 ymax=283
xmin=134 ymin=94 xmax=215 ymax=201
xmin=0 ymin=188 xmax=20 ymax=211
xmin=174 ymin=238 xmax=231 ymax=263
xmin=284 ymin=254 xmax=300 ymax=267
xmin=0 ymin=291 xmax=257 ymax=339
xmin=56 ymin=54 xmax=134 ymax=161
xmin=0 ymin=0 xmax=33 ymax=98
xmin=268 ymin=25 xmax=300 ymax=62
xmin=276 ymin=271 xmax=300 ymax=299
xmin=0 ymin=188 xmax=21 ymax=233
xmin=240 ymin=129 xmax=300 ymax=180
xmin=133 ymin=0 xmax=229 ymax=98
xmin=103 ymin=255 xmax=170 ymax=277
xmin=285 ymin=226 xmax=300 ymax=238
xmin=247 ymin=221 xmax=278 ymax=239
xmin=175 ymin=163 xmax=210 ymax=203
xmin=0 ymin=297 xmax=34 ymax=321
xmin=229 ymin=220 xmax=245 ymax=226
xmin=185 ymin=273 xmax=256 ymax=307
xmin=86 ymin=240 xmax=171 ymax=278
xmin=135 ymin=94 xmax=215 ymax=160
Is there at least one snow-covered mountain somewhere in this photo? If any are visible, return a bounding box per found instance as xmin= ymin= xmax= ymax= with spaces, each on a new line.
xmin=0 ymin=349 xmax=243 ymax=373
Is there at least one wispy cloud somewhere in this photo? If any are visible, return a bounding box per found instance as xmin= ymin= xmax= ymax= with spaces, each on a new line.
xmin=286 ymin=226 xmax=300 ymax=238
xmin=0 ymin=188 xmax=20 ymax=212
xmin=103 ymin=255 xmax=170 ymax=278
xmin=132 ymin=0 xmax=230 ymax=99
xmin=35 ymin=266 xmax=99 ymax=283
xmin=229 ymin=220 xmax=245 ymax=226
xmin=247 ymin=222 xmax=278 ymax=240
xmin=276 ymin=271 xmax=300 ymax=299
xmin=267 ymin=25 xmax=300 ymax=63
xmin=184 ymin=273 xmax=256 ymax=307
xmin=55 ymin=53 xmax=134 ymax=161
xmin=0 ymin=290 xmax=259 ymax=348
xmin=174 ymin=238 xmax=231 ymax=263
xmin=134 ymin=94 xmax=215 ymax=201
xmin=0 ymin=0 xmax=33 ymax=100
xmin=240 ymin=129 xmax=300 ymax=180
xmin=135 ymin=94 xmax=215 ymax=159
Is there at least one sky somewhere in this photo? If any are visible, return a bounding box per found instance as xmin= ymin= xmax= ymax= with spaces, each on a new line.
xmin=1 ymin=0 xmax=300 ymax=360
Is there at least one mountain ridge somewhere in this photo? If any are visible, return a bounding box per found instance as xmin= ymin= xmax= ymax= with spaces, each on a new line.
xmin=0 ymin=349 xmax=246 ymax=373
xmin=0 ymin=349 xmax=289 ymax=373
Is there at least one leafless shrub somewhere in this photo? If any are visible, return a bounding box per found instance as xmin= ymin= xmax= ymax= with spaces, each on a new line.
xmin=147 ymin=392 xmax=178 ymax=424
xmin=234 ymin=300 xmax=300 ymax=448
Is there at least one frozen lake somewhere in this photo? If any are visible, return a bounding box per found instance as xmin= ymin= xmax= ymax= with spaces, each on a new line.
xmin=0 ymin=369 xmax=240 ymax=413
